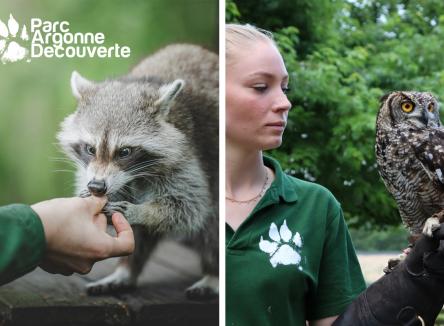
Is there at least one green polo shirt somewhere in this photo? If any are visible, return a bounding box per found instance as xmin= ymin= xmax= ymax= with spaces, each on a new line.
xmin=226 ymin=156 xmax=366 ymax=325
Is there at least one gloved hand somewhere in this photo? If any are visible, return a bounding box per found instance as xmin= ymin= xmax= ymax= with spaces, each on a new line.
xmin=333 ymin=224 xmax=444 ymax=326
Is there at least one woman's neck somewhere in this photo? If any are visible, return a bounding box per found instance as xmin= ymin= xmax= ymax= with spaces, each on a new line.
xmin=226 ymin=144 xmax=266 ymax=199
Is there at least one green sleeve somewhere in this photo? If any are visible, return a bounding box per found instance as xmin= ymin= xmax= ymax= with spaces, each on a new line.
xmin=0 ymin=204 xmax=46 ymax=285
xmin=306 ymin=207 xmax=367 ymax=320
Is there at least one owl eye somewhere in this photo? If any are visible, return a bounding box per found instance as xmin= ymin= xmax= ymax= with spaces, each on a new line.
xmin=428 ymin=103 xmax=434 ymax=112
xmin=401 ymin=102 xmax=414 ymax=113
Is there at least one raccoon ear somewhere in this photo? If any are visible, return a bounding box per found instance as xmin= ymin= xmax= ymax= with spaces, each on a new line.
xmin=71 ymin=71 xmax=95 ymax=100
xmin=154 ymin=79 xmax=185 ymax=114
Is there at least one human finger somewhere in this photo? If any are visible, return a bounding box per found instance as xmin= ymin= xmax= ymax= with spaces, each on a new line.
xmin=109 ymin=212 xmax=135 ymax=256
xmin=94 ymin=213 xmax=108 ymax=231
xmin=84 ymin=195 xmax=108 ymax=214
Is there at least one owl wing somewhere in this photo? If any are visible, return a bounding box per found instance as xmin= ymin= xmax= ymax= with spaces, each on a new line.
xmin=411 ymin=128 xmax=444 ymax=187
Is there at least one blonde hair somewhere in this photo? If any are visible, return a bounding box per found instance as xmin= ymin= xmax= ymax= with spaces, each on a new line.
xmin=226 ymin=23 xmax=276 ymax=65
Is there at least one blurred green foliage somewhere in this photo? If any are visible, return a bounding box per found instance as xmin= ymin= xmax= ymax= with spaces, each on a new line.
xmin=227 ymin=0 xmax=444 ymax=229
xmin=349 ymin=225 xmax=409 ymax=251
xmin=0 ymin=0 xmax=218 ymax=205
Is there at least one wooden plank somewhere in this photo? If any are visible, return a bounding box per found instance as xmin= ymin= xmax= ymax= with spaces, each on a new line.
xmin=0 ymin=241 xmax=218 ymax=326
xmin=0 ymin=269 xmax=131 ymax=325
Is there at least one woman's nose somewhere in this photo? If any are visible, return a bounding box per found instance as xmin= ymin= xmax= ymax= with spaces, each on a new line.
xmin=273 ymin=91 xmax=291 ymax=112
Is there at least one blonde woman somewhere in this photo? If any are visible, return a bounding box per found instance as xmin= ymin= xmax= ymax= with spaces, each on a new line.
xmin=225 ymin=23 xmax=444 ymax=326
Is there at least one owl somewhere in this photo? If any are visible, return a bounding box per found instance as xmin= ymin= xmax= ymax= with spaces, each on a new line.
xmin=376 ymin=91 xmax=444 ymax=237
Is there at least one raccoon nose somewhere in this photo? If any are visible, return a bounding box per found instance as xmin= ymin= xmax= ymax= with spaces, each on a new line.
xmin=87 ymin=179 xmax=107 ymax=196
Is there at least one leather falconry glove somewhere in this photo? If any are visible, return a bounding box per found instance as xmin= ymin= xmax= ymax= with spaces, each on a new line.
xmin=333 ymin=223 xmax=444 ymax=326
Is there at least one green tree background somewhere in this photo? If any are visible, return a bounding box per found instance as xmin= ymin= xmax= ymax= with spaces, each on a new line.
xmin=227 ymin=0 xmax=444 ymax=244
xmin=0 ymin=0 xmax=218 ymax=205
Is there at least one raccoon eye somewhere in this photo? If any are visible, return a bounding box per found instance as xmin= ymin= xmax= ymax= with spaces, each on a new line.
xmin=118 ymin=147 xmax=132 ymax=158
xmin=85 ymin=144 xmax=96 ymax=156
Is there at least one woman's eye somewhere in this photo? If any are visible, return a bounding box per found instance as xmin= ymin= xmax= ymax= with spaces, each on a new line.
xmin=118 ymin=147 xmax=132 ymax=158
xmin=282 ymin=86 xmax=290 ymax=94
xmin=85 ymin=144 xmax=96 ymax=156
xmin=252 ymin=85 xmax=268 ymax=93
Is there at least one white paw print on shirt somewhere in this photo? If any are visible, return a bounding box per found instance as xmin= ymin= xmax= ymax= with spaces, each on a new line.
xmin=259 ymin=220 xmax=303 ymax=268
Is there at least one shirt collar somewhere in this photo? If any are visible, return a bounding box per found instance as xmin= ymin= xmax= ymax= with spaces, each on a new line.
xmin=263 ymin=155 xmax=298 ymax=203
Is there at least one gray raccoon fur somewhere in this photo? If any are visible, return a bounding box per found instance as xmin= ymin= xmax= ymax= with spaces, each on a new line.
xmin=57 ymin=44 xmax=218 ymax=297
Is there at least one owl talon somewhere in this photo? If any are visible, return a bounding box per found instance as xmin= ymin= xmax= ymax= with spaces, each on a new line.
xmin=422 ymin=217 xmax=440 ymax=237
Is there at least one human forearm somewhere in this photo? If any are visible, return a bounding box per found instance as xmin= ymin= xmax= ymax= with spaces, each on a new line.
xmin=0 ymin=204 xmax=46 ymax=285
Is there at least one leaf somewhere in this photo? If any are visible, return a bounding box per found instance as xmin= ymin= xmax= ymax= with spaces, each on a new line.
xmin=269 ymin=222 xmax=281 ymax=242
xmin=259 ymin=236 xmax=278 ymax=254
xmin=279 ymin=220 xmax=292 ymax=242
xmin=8 ymin=14 xmax=19 ymax=37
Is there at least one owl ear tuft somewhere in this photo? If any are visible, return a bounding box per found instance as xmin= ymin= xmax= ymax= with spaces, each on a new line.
xmin=379 ymin=93 xmax=391 ymax=104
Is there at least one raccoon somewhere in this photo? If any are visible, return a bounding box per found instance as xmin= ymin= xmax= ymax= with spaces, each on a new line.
xmin=57 ymin=44 xmax=219 ymax=299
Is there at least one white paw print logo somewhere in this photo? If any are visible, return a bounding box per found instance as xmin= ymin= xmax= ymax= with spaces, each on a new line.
xmin=0 ymin=14 xmax=29 ymax=64
xmin=259 ymin=220 xmax=303 ymax=268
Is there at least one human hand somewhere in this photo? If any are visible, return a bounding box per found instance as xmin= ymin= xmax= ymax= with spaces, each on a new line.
xmin=31 ymin=196 xmax=134 ymax=275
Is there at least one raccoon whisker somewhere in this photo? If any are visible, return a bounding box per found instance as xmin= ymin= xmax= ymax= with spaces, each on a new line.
xmin=128 ymin=165 xmax=161 ymax=174
xmin=121 ymin=188 xmax=138 ymax=200
xmin=125 ymin=159 xmax=165 ymax=172
xmin=131 ymin=171 xmax=162 ymax=177
xmin=121 ymin=184 xmax=138 ymax=193
xmin=116 ymin=187 xmax=139 ymax=202
xmin=52 ymin=169 xmax=76 ymax=174
xmin=49 ymin=157 xmax=78 ymax=164
xmin=49 ymin=156 xmax=72 ymax=161
xmin=53 ymin=153 xmax=86 ymax=166
xmin=71 ymin=156 xmax=87 ymax=167
xmin=50 ymin=160 xmax=80 ymax=169
xmin=131 ymin=172 xmax=164 ymax=180
xmin=124 ymin=162 xmax=165 ymax=173
xmin=51 ymin=156 xmax=87 ymax=169
xmin=125 ymin=159 xmax=161 ymax=169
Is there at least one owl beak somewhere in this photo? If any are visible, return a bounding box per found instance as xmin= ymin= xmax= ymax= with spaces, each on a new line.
xmin=424 ymin=111 xmax=439 ymax=128
xmin=420 ymin=111 xmax=429 ymax=126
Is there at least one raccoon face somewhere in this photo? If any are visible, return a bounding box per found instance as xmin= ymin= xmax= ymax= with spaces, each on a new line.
xmin=57 ymin=71 xmax=187 ymax=199
xmin=71 ymin=141 xmax=166 ymax=198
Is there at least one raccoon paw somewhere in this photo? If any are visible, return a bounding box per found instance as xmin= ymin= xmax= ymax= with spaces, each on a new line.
xmin=102 ymin=201 xmax=132 ymax=222
xmin=79 ymin=189 xmax=91 ymax=198
xmin=185 ymin=275 xmax=218 ymax=301
xmin=86 ymin=267 xmax=135 ymax=295
xmin=103 ymin=201 xmax=131 ymax=214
